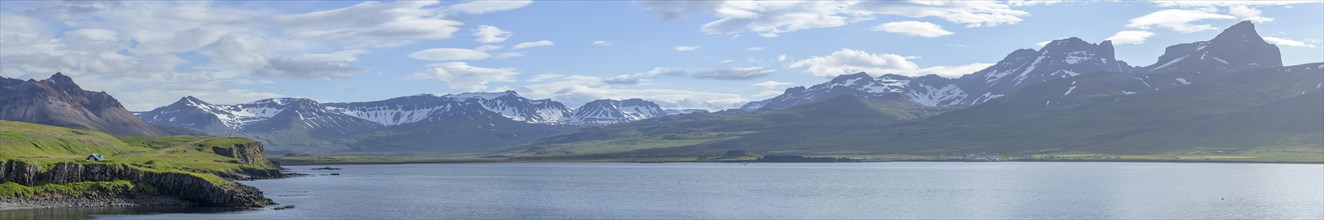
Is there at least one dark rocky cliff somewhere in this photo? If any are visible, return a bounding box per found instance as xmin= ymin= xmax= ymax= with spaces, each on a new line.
xmin=0 ymin=160 xmax=274 ymax=208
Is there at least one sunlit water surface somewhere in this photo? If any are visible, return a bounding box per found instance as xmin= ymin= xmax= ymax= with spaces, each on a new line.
xmin=5 ymin=162 xmax=1322 ymax=219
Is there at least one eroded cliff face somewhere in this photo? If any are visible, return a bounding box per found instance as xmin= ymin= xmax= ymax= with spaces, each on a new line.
xmin=211 ymin=142 xmax=268 ymax=166
xmin=0 ymin=160 xmax=274 ymax=208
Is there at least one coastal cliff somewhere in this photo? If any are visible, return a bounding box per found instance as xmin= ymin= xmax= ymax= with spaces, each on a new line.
xmin=1 ymin=160 xmax=273 ymax=208
xmin=0 ymin=120 xmax=286 ymax=210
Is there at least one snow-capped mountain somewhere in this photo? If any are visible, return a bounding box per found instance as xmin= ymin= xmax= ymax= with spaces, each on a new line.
xmin=446 ymin=91 xmax=575 ymax=124
xmin=953 ymin=37 xmax=1134 ymax=105
xmin=741 ymin=73 xmax=952 ymax=110
xmin=139 ymin=91 xmax=668 ymax=133
xmin=744 ymin=37 xmax=1134 ymax=111
xmin=1139 ymin=21 xmax=1281 ymax=74
xmin=572 ymin=99 xmax=667 ymax=124
xmin=139 ymin=97 xmax=382 ymax=135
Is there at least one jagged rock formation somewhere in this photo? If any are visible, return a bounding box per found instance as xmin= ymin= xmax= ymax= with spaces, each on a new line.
xmin=1140 ymin=21 xmax=1282 ymax=74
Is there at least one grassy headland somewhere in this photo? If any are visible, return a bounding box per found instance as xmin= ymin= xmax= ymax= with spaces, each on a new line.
xmin=0 ymin=120 xmax=283 ymax=210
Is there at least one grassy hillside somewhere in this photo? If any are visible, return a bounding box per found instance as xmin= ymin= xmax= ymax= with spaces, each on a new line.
xmin=1 ymin=120 xmax=279 ymax=202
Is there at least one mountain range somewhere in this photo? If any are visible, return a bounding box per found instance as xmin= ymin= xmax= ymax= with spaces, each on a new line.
xmin=2 ymin=21 xmax=1318 ymax=160
xmin=515 ymin=21 xmax=1322 ymax=160
xmin=132 ymin=89 xmax=682 ymax=153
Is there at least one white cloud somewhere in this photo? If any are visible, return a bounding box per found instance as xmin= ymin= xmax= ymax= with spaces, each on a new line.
xmin=255 ymin=50 xmax=369 ymax=79
xmin=752 ymin=81 xmax=793 ymax=89
xmin=406 ymin=62 xmax=519 ymax=92
xmin=873 ymin=21 xmax=954 ymax=38
xmin=591 ymin=40 xmax=619 ymax=46
xmin=472 ymin=25 xmax=512 ymax=43
xmin=512 ymin=40 xmax=554 ymax=49
xmin=443 ymin=0 xmax=534 ymax=15
xmin=674 ymin=45 xmax=701 ymax=52
xmin=1263 ymin=36 xmax=1318 ymax=48
xmin=276 ymin=1 xmax=463 ymax=47
xmin=913 ymin=63 xmax=995 ymax=78
xmin=1151 ymin=1 xmax=1320 ymax=25
xmin=408 ymin=48 xmax=491 ymax=61
xmin=1005 ymin=0 xmax=1063 ymax=6
xmin=519 ymin=74 xmax=747 ymax=110
xmin=1106 ymin=30 xmax=1156 ymax=45
xmin=1227 ymin=5 xmax=1273 ymax=23
xmin=0 ymin=1 xmax=526 ymax=110
xmin=625 ymin=66 xmax=777 ymax=81
xmin=1126 ymin=9 xmax=1236 ymax=33
xmin=674 ymin=67 xmax=777 ymax=80
xmin=790 ymin=48 xmax=990 ymax=78
xmin=745 ymin=47 xmax=764 ymax=51
xmin=475 ymin=44 xmax=503 ymax=51
xmin=1036 ymin=40 xmax=1052 ymax=47
xmin=789 ymin=48 xmax=920 ymax=77
xmin=493 ymin=52 xmax=524 ymax=58
xmin=640 ymin=1 xmax=1030 ymax=37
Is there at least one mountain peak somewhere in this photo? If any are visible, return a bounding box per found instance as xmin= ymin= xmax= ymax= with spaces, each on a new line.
xmin=47 ymin=72 xmax=79 ymax=87
xmin=174 ymin=96 xmax=209 ymax=106
xmin=445 ymin=90 xmax=520 ymax=100
xmin=1141 ymin=20 xmax=1280 ymax=73
xmin=1041 ymin=37 xmax=1088 ymax=49
xmin=1211 ymin=20 xmax=1265 ymax=44
xmin=835 ymin=72 xmax=873 ymax=80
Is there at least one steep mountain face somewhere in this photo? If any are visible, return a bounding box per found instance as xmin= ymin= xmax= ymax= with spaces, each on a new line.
xmin=572 ymin=99 xmax=667 ymax=124
xmin=237 ymin=98 xmax=384 ymax=135
xmin=337 ymin=102 xmax=575 ymax=153
xmin=955 ymin=37 xmax=1134 ymax=105
xmin=743 ymin=37 xmax=1134 ymax=111
xmin=1140 ymin=21 xmax=1281 ymax=74
xmin=446 ymin=91 xmax=575 ymax=124
xmin=1 ymin=73 xmax=166 ymax=136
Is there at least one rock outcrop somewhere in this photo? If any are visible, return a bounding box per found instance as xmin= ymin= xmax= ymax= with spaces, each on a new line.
xmin=0 ymin=160 xmax=274 ymax=208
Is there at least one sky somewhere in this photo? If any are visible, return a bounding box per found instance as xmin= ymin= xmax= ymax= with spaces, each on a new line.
xmin=1 ymin=0 xmax=1321 ymax=111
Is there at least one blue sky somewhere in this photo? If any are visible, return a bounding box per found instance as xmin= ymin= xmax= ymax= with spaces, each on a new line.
xmin=1 ymin=1 xmax=1321 ymax=111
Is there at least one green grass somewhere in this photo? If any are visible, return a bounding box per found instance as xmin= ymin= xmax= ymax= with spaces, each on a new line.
xmin=0 ymin=120 xmax=276 ymax=198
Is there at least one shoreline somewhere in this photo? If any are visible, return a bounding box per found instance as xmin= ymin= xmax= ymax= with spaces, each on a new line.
xmin=0 ymin=195 xmax=194 ymax=211
xmin=276 ymin=158 xmax=1324 ymax=166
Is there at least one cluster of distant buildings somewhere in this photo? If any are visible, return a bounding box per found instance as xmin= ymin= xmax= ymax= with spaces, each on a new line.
xmin=933 ymin=153 xmax=1125 ymax=162
xmin=934 ymin=153 xmax=1001 ymax=162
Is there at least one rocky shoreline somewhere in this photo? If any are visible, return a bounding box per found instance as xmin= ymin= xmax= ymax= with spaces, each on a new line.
xmin=0 ymin=195 xmax=193 ymax=211
xmin=1 ymin=160 xmax=287 ymax=210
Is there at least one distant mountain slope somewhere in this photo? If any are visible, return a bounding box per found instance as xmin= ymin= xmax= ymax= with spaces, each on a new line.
xmin=850 ymin=63 xmax=1323 ymax=154
xmin=335 ymin=102 xmax=575 ymax=153
xmin=516 ymin=21 xmax=1320 ymax=160
xmin=572 ymin=99 xmax=667 ymax=124
xmin=138 ymin=90 xmax=671 ymax=153
xmin=514 ymin=94 xmax=941 ymax=156
xmin=1 ymin=73 xmax=166 ymax=136
xmin=743 ymin=37 xmax=1136 ymax=111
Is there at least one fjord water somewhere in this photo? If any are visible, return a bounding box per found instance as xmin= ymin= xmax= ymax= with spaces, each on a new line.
xmin=17 ymin=162 xmax=1324 ymax=219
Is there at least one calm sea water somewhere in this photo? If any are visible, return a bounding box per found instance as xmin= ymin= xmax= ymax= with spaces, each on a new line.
xmin=6 ymin=162 xmax=1323 ymax=219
